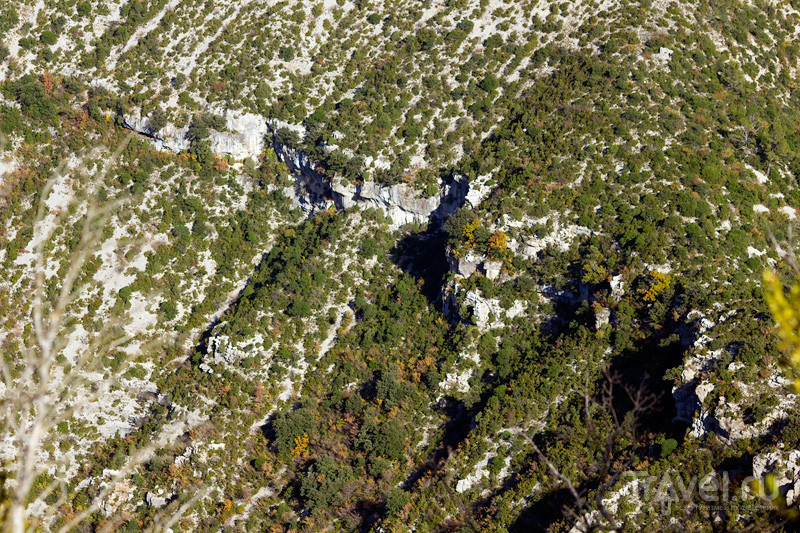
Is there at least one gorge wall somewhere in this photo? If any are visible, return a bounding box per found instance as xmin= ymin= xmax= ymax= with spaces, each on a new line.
xmin=122 ymin=111 xmax=470 ymax=227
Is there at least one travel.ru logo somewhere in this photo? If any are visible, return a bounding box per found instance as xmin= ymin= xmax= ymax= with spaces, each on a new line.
xmin=622 ymin=471 xmax=786 ymax=511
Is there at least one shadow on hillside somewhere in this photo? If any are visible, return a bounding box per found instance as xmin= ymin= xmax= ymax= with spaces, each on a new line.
xmin=402 ymin=398 xmax=473 ymax=490
xmin=607 ymin=334 xmax=686 ymax=437
xmin=391 ymin=227 xmax=450 ymax=306
xmin=510 ymin=486 xmax=582 ymax=532
xmin=506 ymin=320 xmax=688 ymax=531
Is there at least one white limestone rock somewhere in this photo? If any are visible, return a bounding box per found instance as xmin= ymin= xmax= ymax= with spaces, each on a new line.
xmin=752 ymin=450 xmax=800 ymax=505
xmin=609 ymin=275 xmax=625 ymax=300
xmin=123 ymin=110 xmax=268 ymax=160
xmin=482 ymin=261 xmax=503 ymax=281
xmin=145 ymin=491 xmax=168 ymax=508
xmin=448 ymin=251 xmax=480 ymax=278
xmin=595 ymin=307 xmax=611 ymax=329
xmin=461 ymin=290 xmax=527 ymax=331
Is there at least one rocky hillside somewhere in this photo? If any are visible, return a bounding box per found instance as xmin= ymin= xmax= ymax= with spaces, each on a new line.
xmin=1 ymin=0 xmax=800 ymax=531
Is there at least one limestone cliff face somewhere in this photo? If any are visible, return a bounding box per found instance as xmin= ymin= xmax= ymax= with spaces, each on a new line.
xmin=123 ymin=111 xmax=468 ymax=226
xmin=329 ymin=178 xmax=468 ymax=227
xmin=672 ymin=311 xmax=796 ymax=442
xmin=209 ymin=113 xmax=269 ymax=159
xmin=123 ymin=114 xmax=189 ymax=152
xmin=333 ymin=179 xmax=440 ymax=226
xmin=270 ymin=130 xmax=468 ymax=226
xmin=122 ymin=110 xmax=268 ymax=160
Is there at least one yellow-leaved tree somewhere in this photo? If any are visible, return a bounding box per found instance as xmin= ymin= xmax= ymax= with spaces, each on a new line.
xmin=758 ymin=270 xmax=800 ymax=523
xmin=763 ymin=270 xmax=800 ymax=392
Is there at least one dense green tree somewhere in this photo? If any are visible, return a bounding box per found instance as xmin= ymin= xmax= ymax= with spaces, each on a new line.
xmin=273 ymin=407 xmax=315 ymax=454
xmin=299 ymin=455 xmax=352 ymax=510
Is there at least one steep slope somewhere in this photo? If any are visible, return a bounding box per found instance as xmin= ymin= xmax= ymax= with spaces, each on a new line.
xmin=1 ymin=0 xmax=800 ymax=531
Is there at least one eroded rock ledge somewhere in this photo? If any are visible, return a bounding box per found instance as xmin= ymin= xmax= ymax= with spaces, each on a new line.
xmin=122 ymin=111 xmax=470 ymax=226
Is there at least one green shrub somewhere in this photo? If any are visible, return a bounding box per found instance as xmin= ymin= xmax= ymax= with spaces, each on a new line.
xmin=286 ymin=299 xmax=312 ymax=317
xmin=280 ymin=46 xmax=295 ymax=62
xmin=149 ymin=107 xmax=167 ymax=132
xmin=375 ymin=365 xmax=404 ymax=409
xmin=159 ymin=301 xmax=178 ymax=321
xmin=40 ymin=31 xmax=57 ymax=46
xmin=118 ymin=286 xmax=133 ymax=303
xmin=5 ymin=75 xmax=55 ymax=120
xmin=659 ymin=438 xmax=678 ymax=458
xmin=76 ymin=2 xmax=92 ymax=16
xmin=300 ymin=455 xmax=352 ymax=510
xmin=782 ymin=410 xmax=800 ymax=448
xmin=273 ymin=407 xmax=315 ymax=454
xmin=480 ymin=74 xmax=499 ymax=92
xmin=386 ymin=488 xmax=411 ymax=515
xmin=356 ymin=419 xmax=405 ymax=461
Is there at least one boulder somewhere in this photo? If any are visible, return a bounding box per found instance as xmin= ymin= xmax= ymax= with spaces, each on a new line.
xmin=460 ymin=290 xmax=526 ymax=331
xmin=447 ymin=251 xmax=479 ymax=278
xmin=482 ymin=261 xmax=502 ymax=281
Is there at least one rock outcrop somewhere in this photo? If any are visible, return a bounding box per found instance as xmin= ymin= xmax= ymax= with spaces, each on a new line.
xmin=101 ymin=482 xmax=132 ymax=516
xmin=123 ymin=110 xmax=268 ymax=160
xmin=145 ymin=491 xmax=169 ymax=509
xmin=459 ymin=289 xmax=527 ymax=331
xmin=516 ymin=221 xmax=592 ymax=259
xmin=752 ymin=450 xmax=800 ymax=505
xmin=271 ymin=132 xmax=468 ymax=226
xmin=672 ymin=311 xmax=797 ymax=442
xmin=448 ymin=252 xmax=480 ymax=278
xmin=271 ymin=142 xmax=337 ymax=213
xmin=123 ymin=114 xmax=190 ymax=152
xmin=594 ymin=307 xmax=611 ymax=329
xmin=483 ymin=261 xmax=503 ymax=281
xmin=332 ymin=177 xmax=465 ymax=226
xmin=122 ymin=111 xmax=470 ymax=226
xmin=447 ymin=251 xmax=505 ymax=280
xmin=206 ymin=332 xmax=257 ymax=366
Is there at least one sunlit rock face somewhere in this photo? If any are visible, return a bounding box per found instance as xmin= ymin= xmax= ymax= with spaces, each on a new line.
xmin=123 ymin=111 xmax=268 ymax=160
